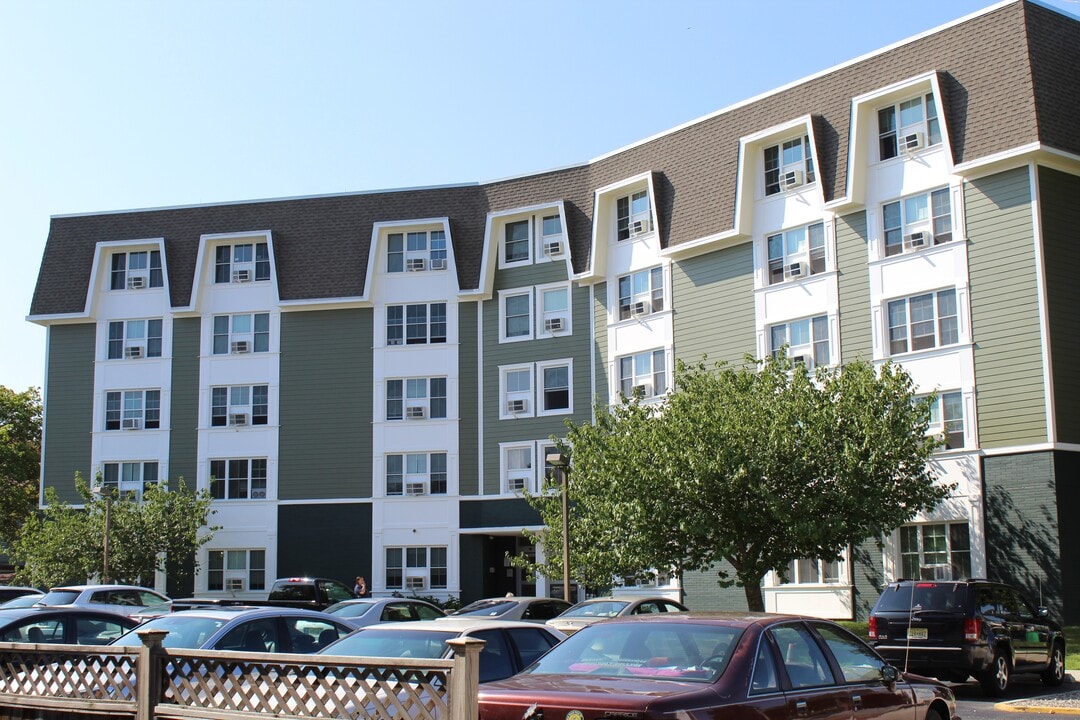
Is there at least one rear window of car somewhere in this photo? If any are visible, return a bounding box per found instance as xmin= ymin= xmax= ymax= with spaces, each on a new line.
xmin=113 ymin=615 xmax=228 ymax=648
xmin=455 ymin=600 xmax=516 ymax=617
xmin=874 ymin=582 xmax=968 ymax=612
xmin=269 ymin=584 xmax=317 ymax=601
xmin=37 ymin=590 xmax=80 ymax=605
xmin=325 ymin=628 xmax=456 ymax=659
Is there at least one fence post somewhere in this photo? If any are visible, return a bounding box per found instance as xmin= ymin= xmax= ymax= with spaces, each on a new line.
xmin=445 ymin=637 xmax=485 ymax=720
xmin=136 ymin=629 xmax=169 ymax=720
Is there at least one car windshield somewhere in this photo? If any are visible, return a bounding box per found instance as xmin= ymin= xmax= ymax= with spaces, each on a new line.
xmin=454 ymin=600 xmax=515 ymax=617
xmin=1 ymin=595 xmax=45 ymax=609
xmin=523 ymin=622 xmax=742 ymax=683
xmin=325 ymin=601 xmax=377 ymax=617
xmin=562 ymin=601 xmax=629 ymax=619
xmin=323 ymin=628 xmax=456 ymax=659
xmin=113 ymin=615 xmax=228 ymax=648
xmin=875 ymin=583 xmax=967 ymax=613
xmin=36 ymin=590 xmax=80 ymax=605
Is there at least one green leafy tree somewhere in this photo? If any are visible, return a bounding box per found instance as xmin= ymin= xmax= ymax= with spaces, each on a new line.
xmin=516 ymin=356 xmax=952 ymax=611
xmin=12 ymin=473 xmax=217 ymax=588
xmin=0 ymin=386 xmax=42 ymax=548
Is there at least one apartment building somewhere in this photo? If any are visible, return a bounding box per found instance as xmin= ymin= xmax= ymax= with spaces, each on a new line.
xmin=29 ymin=0 xmax=1080 ymax=621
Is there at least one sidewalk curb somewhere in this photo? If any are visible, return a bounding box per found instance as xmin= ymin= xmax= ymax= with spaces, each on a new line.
xmin=992 ymin=672 xmax=1080 ymax=714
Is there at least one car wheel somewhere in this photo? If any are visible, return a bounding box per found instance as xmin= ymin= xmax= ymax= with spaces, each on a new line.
xmin=979 ymin=650 xmax=1010 ymax=697
xmin=1042 ymin=642 xmax=1066 ymax=687
xmin=924 ymin=706 xmax=946 ymax=720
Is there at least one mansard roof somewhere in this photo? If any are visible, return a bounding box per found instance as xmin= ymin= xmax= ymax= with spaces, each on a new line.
xmin=30 ymin=0 xmax=1078 ymax=318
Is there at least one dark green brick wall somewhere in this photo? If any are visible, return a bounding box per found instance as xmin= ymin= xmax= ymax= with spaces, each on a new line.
xmin=42 ymin=324 xmax=95 ymax=502
xmin=278 ymin=309 xmax=372 ymax=500
xmin=277 ymin=503 xmax=372 ymax=584
xmin=168 ymin=318 xmax=200 ymax=486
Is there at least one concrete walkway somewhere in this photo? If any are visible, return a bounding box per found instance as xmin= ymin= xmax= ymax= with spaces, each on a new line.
xmin=995 ymin=673 xmax=1080 ymax=714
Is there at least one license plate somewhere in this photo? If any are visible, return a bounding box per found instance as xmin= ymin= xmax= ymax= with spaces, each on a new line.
xmin=907 ymin=627 xmax=928 ymax=640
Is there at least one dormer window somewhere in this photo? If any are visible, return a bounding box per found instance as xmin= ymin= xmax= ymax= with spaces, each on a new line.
xmin=215 ymin=243 xmax=270 ymax=284
xmin=616 ymin=190 xmax=652 ymax=241
xmin=878 ymin=92 xmax=941 ymax=160
xmin=504 ymin=221 xmax=530 ymax=263
xmin=387 ymin=230 xmax=447 ymax=272
xmin=764 ymin=136 xmax=815 ymax=196
xmin=111 ymin=250 xmax=163 ymax=290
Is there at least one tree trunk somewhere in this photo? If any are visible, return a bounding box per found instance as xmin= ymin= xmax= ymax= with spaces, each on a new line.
xmin=743 ymin=581 xmax=766 ymax=612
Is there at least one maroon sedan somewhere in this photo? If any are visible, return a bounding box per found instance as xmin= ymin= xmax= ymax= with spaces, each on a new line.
xmin=479 ymin=612 xmax=956 ymax=720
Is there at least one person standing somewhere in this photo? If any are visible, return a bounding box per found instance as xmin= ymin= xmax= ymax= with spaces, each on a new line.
xmin=354 ymin=575 xmax=367 ymax=597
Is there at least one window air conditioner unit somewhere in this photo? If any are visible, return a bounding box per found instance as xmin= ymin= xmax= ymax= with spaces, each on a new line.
xmin=785 ymin=262 xmax=805 ymax=279
xmin=126 ymin=275 xmax=147 ymax=290
xmin=900 ymin=131 xmax=925 ymax=153
xmin=780 ymin=170 xmax=804 ymax=189
xmin=121 ymin=417 xmax=142 ymax=430
xmin=791 ymin=354 xmax=811 ymax=368
xmin=230 ymin=340 xmax=250 ymax=354
xmin=632 ymin=300 xmax=651 ymax=316
xmin=509 ymin=476 xmax=527 ymax=492
xmin=545 ymin=240 xmax=564 ymax=257
xmin=406 ymin=258 xmax=426 ymax=271
xmin=630 ymin=218 xmax=651 ymax=236
xmin=931 ymin=431 xmax=947 ymax=445
xmin=904 ymin=231 xmax=932 ymax=250
xmin=545 ymin=317 xmax=565 ymax=333
xmin=632 ymin=382 xmax=653 ymax=398
xmin=229 ymin=413 xmax=249 ymax=427
xmin=124 ymin=345 xmax=144 ymax=359
xmin=405 ymin=482 xmax=426 ymax=496
xmin=430 ymin=258 xmax=447 ymax=270
xmin=405 ymin=577 xmax=426 ymax=591
xmin=251 ymin=489 xmax=267 ymax=499
xmin=406 ymin=405 xmax=426 ymax=420
xmin=507 ymin=398 xmax=527 ymax=414
xmin=232 ymin=269 xmax=252 ymax=283
xmin=225 ymin=578 xmax=245 ymax=591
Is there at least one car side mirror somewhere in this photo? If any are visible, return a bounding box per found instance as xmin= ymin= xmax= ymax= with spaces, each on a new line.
xmin=1038 ymin=606 xmax=1049 ymax=618
xmin=880 ymin=665 xmax=900 ymax=685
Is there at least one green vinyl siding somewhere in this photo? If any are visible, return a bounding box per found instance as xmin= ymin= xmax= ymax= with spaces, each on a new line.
xmin=459 ymin=301 xmax=480 ymax=496
xmin=168 ymin=318 xmax=200 ymax=486
xmin=42 ymin=323 xmax=95 ymax=502
xmin=592 ymin=282 xmax=609 ymax=408
xmin=672 ymin=245 xmax=755 ymax=366
xmin=835 ymin=211 xmax=873 ymax=362
xmin=1039 ymin=167 xmax=1080 ymax=444
xmin=278 ymin=309 xmax=372 ymax=499
xmin=966 ymin=167 xmax=1046 ymax=447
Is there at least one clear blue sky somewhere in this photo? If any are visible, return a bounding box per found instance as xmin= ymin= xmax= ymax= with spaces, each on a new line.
xmin=2 ymin=0 xmax=1077 ymax=392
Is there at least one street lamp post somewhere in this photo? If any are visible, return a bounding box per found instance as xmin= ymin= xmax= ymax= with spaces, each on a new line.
xmin=545 ymin=452 xmax=571 ymax=604
xmin=92 ymin=483 xmax=113 ymax=583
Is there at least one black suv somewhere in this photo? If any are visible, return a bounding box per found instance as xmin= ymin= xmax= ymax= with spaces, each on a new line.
xmin=868 ymin=579 xmax=1065 ymax=695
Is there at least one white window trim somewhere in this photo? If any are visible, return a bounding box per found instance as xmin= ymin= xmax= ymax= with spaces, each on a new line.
xmin=207 ymin=548 xmax=267 ymax=593
xmin=766 ymin=313 xmax=834 ymax=370
xmin=498 ymin=289 xmax=535 ymax=343
xmin=500 ymin=441 xmax=537 ymax=495
xmin=537 ymin=358 xmax=573 ymax=416
xmin=536 ymin=282 xmax=572 ymax=338
xmin=500 ymin=363 xmax=535 ymax=420
xmin=880 ymin=287 xmax=963 ymax=358
xmin=615 ymin=348 xmax=670 ymax=402
xmin=536 ymin=212 xmax=566 ymax=265
xmin=765 ymin=548 xmax=850 ymax=587
xmin=761 ymin=221 xmax=830 ymax=287
xmin=761 ymin=134 xmax=816 ymax=198
xmin=499 ymin=217 xmax=534 ymax=269
xmin=592 ymin=172 xmax=658 ymax=248
xmin=614 ymin=265 xmax=668 ymax=323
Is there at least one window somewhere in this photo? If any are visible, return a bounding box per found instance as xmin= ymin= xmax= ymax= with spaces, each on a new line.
xmin=101 ymin=461 xmax=159 ymax=500
xmin=617 ymin=267 xmax=665 ymax=320
xmin=769 ymin=315 xmax=830 ymax=369
xmin=386 ymin=378 xmax=447 ymax=421
xmin=501 ymin=284 xmax=572 ymax=341
xmin=386 ymin=546 xmax=448 ymax=590
xmin=105 ymin=390 xmax=161 ymax=430
xmin=764 ymin=136 xmax=815 ymax=196
xmin=503 ymin=292 xmax=532 ymax=341
xmin=387 ymin=230 xmax=448 ymax=272
xmin=504 ymin=444 xmax=534 ymax=493
xmin=505 ymin=220 xmax=531 ymax=264
xmin=541 ymin=214 xmax=563 ymax=257
xmin=899 ymin=522 xmax=971 ymax=580
xmin=539 ymin=286 xmax=570 ymax=336
xmin=540 ymin=361 xmax=571 ymax=414
xmin=618 ymin=349 xmax=667 ymax=399
xmin=767 ymin=624 xmax=834 ymax=689
xmin=209 ymin=458 xmax=268 ymax=500
xmin=878 ymin=92 xmax=941 ymax=161
xmin=927 ymin=391 xmax=964 ymax=450
xmin=782 ymin=554 xmax=845 ymax=585
xmin=887 ymin=289 xmax=958 ymax=355
xmin=210 ymin=385 xmax=269 ymax=427
xmin=110 ymin=250 xmax=164 ymax=290
xmin=616 ymin=190 xmax=652 ymax=240
xmin=766 ymin=223 xmax=826 ymax=285
xmin=214 ymin=242 xmax=271 ymax=283
xmin=501 ymin=361 xmax=572 ymax=418
xmin=212 ymin=313 xmax=270 ymax=354
xmin=882 ymin=188 xmax=952 ymax=257
xmin=386 ymin=452 xmax=448 ymax=496
xmin=108 ymin=319 xmax=163 ymax=359
xmin=502 ymin=365 xmax=533 ymax=417
xmin=386 ymin=303 xmax=447 ymax=346
xmin=208 ymin=549 xmax=266 ymax=592
xmin=814 ymin=623 xmax=886 ymax=684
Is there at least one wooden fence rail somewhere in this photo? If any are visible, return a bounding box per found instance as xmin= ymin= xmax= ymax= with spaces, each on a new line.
xmin=0 ymin=629 xmax=483 ymax=720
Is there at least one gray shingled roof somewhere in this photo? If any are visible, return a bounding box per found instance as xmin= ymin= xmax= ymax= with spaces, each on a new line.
xmin=30 ymin=1 xmax=1077 ymax=317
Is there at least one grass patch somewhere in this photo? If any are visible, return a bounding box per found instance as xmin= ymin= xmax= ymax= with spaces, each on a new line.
xmin=840 ymin=622 xmax=1080 ymax=670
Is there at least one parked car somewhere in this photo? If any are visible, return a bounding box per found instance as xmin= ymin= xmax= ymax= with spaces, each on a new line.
xmin=262 ymin=577 xmax=357 ymax=610
xmin=478 ymin=612 xmax=956 ymax=720
xmin=0 ymin=587 xmax=42 ymax=604
xmin=320 ymin=617 xmax=566 ymax=683
xmin=869 ymin=579 xmax=1066 ymax=695
xmin=547 ymin=596 xmax=687 ymax=635
xmin=33 ymin=584 xmax=170 ymax=616
xmin=323 ymin=598 xmax=445 ymax=626
xmin=0 ymin=607 xmax=139 ymax=645
xmin=451 ymin=596 xmax=572 ymax=624
xmin=0 ymin=594 xmax=47 ymax=610
xmin=111 ymin=606 xmax=355 ymax=652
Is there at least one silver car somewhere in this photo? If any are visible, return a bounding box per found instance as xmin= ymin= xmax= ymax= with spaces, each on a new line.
xmin=323 ymin=598 xmax=445 ymax=626
xmin=33 ymin=584 xmax=169 ymax=616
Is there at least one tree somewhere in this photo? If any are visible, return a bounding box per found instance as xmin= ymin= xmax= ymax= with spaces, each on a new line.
xmin=11 ymin=473 xmax=218 ymax=588
xmin=516 ymin=356 xmax=952 ymax=611
xmin=0 ymin=386 xmax=42 ymax=549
